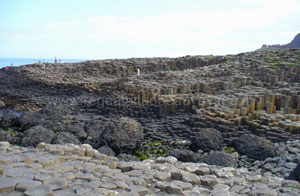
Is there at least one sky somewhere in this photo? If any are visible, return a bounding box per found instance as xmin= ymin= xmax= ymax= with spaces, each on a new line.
xmin=0 ymin=0 xmax=299 ymax=59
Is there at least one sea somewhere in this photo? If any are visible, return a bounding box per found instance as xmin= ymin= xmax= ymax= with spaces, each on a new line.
xmin=0 ymin=58 xmax=87 ymax=69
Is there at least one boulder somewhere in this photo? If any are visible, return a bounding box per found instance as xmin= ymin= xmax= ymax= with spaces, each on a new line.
xmin=0 ymin=129 xmax=22 ymax=145
xmin=0 ymin=111 xmax=19 ymax=128
xmin=99 ymin=117 xmax=143 ymax=154
xmin=169 ymin=149 xmax=201 ymax=162
xmin=0 ymin=100 xmax=5 ymax=108
xmin=19 ymin=106 xmax=65 ymax=132
xmin=233 ymin=134 xmax=277 ymax=161
xmin=287 ymin=163 xmax=300 ymax=182
xmin=117 ymin=153 xmax=138 ymax=161
xmin=190 ymin=128 xmax=224 ymax=152
xmin=52 ymin=132 xmax=81 ymax=145
xmin=98 ymin=145 xmax=116 ymax=156
xmin=202 ymin=151 xmax=237 ymax=167
xmin=83 ymin=120 xmax=107 ymax=148
xmin=66 ymin=123 xmax=87 ymax=141
xmin=21 ymin=125 xmax=56 ymax=147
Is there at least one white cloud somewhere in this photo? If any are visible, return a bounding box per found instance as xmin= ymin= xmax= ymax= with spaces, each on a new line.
xmin=2 ymin=0 xmax=299 ymax=58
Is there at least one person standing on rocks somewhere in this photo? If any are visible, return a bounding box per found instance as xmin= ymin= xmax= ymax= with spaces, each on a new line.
xmin=54 ymin=57 xmax=58 ymax=63
xmin=137 ymin=68 xmax=140 ymax=77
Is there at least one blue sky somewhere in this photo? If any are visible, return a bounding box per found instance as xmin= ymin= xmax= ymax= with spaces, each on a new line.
xmin=0 ymin=0 xmax=299 ymax=59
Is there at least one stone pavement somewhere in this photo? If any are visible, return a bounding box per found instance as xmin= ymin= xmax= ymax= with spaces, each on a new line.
xmin=0 ymin=141 xmax=299 ymax=196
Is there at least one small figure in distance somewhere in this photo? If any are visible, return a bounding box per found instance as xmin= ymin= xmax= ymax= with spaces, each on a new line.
xmin=59 ymin=59 xmax=61 ymax=63
xmin=137 ymin=68 xmax=140 ymax=77
xmin=54 ymin=57 xmax=57 ymax=63
xmin=5 ymin=66 xmax=9 ymax=71
xmin=11 ymin=63 xmax=13 ymax=66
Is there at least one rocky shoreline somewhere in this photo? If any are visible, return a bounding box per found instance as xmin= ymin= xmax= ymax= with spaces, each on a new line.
xmin=0 ymin=141 xmax=299 ymax=196
xmin=1 ymin=49 xmax=300 ymax=195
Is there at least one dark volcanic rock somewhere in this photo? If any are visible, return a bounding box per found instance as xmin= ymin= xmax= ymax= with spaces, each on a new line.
xmin=0 ymin=129 xmax=22 ymax=145
xmin=287 ymin=163 xmax=300 ymax=182
xmin=190 ymin=128 xmax=224 ymax=152
xmin=233 ymin=134 xmax=277 ymax=161
xmin=117 ymin=153 xmax=138 ymax=161
xmin=99 ymin=117 xmax=144 ymax=154
xmin=203 ymin=151 xmax=237 ymax=167
xmin=66 ymin=123 xmax=87 ymax=141
xmin=21 ymin=125 xmax=56 ymax=147
xmin=98 ymin=145 xmax=116 ymax=156
xmin=19 ymin=106 xmax=65 ymax=132
xmin=53 ymin=132 xmax=81 ymax=145
xmin=169 ymin=149 xmax=201 ymax=162
xmin=1 ymin=111 xmax=19 ymax=128
xmin=84 ymin=120 xmax=107 ymax=148
xmin=0 ymin=100 xmax=5 ymax=108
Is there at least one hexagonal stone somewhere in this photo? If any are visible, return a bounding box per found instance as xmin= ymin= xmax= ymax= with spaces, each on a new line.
xmin=171 ymin=169 xmax=183 ymax=180
xmin=154 ymin=181 xmax=169 ymax=191
xmin=201 ymin=175 xmax=219 ymax=187
xmin=185 ymin=166 xmax=198 ymax=173
xmin=0 ymin=165 xmax=6 ymax=176
xmin=172 ymin=181 xmax=193 ymax=191
xmin=0 ymin=177 xmax=17 ymax=192
xmin=211 ymin=189 xmax=231 ymax=196
xmin=195 ymin=167 xmax=210 ymax=176
xmin=44 ymin=178 xmax=68 ymax=191
xmin=117 ymin=161 xmax=132 ymax=172
xmin=24 ymin=185 xmax=53 ymax=196
xmin=153 ymin=172 xmax=171 ymax=181
xmin=129 ymin=185 xmax=148 ymax=196
xmin=0 ymin=157 xmax=11 ymax=164
xmin=26 ymin=163 xmax=43 ymax=170
xmin=165 ymin=156 xmax=178 ymax=164
xmin=16 ymin=180 xmax=42 ymax=191
xmin=53 ymin=189 xmax=81 ymax=196
xmin=166 ymin=183 xmax=182 ymax=194
xmin=34 ymin=174 xmax=56 ymax=182
xmin=114 ymin=181 xmax=129 ymax=190
xmin=0 ymin=191 xmax=24 ymax=196
xmin=0 ymin=142 xmax=10 ymax=148
xmin=255 ymin=189 xmax=278 ymax=196
xmin=70 ymin=184 xmax=95 ymax=195
xmin=99 ymin=182 xmax=117 ymax=190
xmin=182 ymin=190 xmax=202 ymax=196
xmin=75 ymin=173 xmax=97 ymax=181
xmin=182 ymin=173 xmax=201 ymax=185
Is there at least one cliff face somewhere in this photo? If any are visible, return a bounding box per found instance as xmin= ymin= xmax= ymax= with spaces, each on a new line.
xmin=261 ymin=33 xmax=300 ymax=50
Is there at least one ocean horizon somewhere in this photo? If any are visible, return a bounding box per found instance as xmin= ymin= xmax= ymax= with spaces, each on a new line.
xmin=0 ymin=58 xmax=87 ymax=69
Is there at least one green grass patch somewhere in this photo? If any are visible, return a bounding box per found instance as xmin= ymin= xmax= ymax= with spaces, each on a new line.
xmin=270 ymin=64 xmax=281 ymax=70
xmin=225 ymin=147 xmax=235 ymax=153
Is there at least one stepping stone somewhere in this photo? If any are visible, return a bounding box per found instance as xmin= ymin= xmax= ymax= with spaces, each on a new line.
xmin=0 ymin=191 xmax=24 ymax=196
xmin=153 ymin=172 xmax=171 ymax=181
xmin=44 ymin=178 xmax=68 ymax=191
xmin=24 ymin=185 xmax=53 ymax=196
xmin=0 ymin=157 xmax=11 ymax=164
xmin=117 ymin=161 xmax=132 ymax=172
xmin=16 ymin=180 xmax=42 ymax=191
xmin=70 ymin=184 xmax=95 ymax=195
xmin=129 ymin=185 xmax=149 ymax=196
xmin=182 ymin=173 xmax=201 ymax=185
xmin=53 ymin=189 xmax=81 ymax=196
xmin=0 ymin=142 xmax=10 ymax=148
xmin=201 ymin=175 xmax=219 ymax=187
xmin=0 ymin=166 xmax=6 ymax=176
xmin=99 ymin=182 xmax=117 ymax=190
xmin=0 ymin=178 xmax=17 ymax=192
xmin=195 ymin=167 xmax=210 ymax=176
xmin=34 ymin=174 xmax=56 ymax=182
xmin=166 ymin=183 xmax=183 ymax=194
